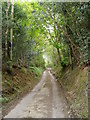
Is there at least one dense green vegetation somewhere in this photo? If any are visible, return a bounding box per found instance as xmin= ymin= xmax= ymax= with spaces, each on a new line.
xmin=2 ymin=1 xmax=89 ymax=118
xmin=2 ymin=2 xmax=89 ymax=72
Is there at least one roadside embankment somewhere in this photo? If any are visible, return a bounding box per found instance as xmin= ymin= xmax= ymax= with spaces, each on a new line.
xmin=53 ymin=65 xmax=88 ymax=118
xmin=2 ymin=66 xmax=43 ymax=116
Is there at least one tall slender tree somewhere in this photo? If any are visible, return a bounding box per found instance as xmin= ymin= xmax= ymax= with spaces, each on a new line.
xmin=5 ymin=0 xmax=10 ymax=59
xmin=10 ymin=0 xmax=14 ymax=72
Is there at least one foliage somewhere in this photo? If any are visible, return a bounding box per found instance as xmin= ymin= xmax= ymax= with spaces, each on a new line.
xmin=20 ymin=67 xmax=27 ymax=74
xmin=2 ymin=2 xmax=45 ymax=72
xmin=2 ymin=2 xmax=89 ymax=71
xmin=0 ymin=95 xmax=8 ymax=103
xmin=29 ymin=66 xmax=43 ymax=78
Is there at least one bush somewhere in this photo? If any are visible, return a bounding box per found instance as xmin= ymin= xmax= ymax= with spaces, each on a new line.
xmin=20 ymin=67 xmax=27 ymax=74
xmin=29 ymin=67 xmax=43 ymax=78
xmin=0 ymin=96 xmax=8 ymax=103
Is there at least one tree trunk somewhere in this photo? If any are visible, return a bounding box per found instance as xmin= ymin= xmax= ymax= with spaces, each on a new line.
xmin=10 ymin=0 xmax=14 ymax=72
xmin=53 ymin=47 xmax=57 ymax=66
xmin=53 ymin=16 xmax=62 ymax=63
xmin=5 ymin=0 xmax=10 ymax=59
xmin=57 ymin=48 xmax=62 ymax=63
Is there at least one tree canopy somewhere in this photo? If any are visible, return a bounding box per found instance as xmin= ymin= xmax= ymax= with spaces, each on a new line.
xmin=2 ymin=1 xmax=89 ymax=73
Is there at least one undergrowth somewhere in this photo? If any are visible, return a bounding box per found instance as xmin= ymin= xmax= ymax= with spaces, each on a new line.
xmin=54 ymin=65 xmax=88 ymax=118
xmin=2 ymin=66 xmax=43 ymax=105
xmin=29 ymin=67 xmax=43 ymax=78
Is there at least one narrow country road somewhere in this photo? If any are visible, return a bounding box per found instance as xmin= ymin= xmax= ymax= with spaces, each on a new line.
xmin=4 ymin=70 xmax=69 ymax=118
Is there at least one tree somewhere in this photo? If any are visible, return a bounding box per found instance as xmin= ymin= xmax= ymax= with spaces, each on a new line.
xmin=10 ymin=0 xmax=14 ymax=72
